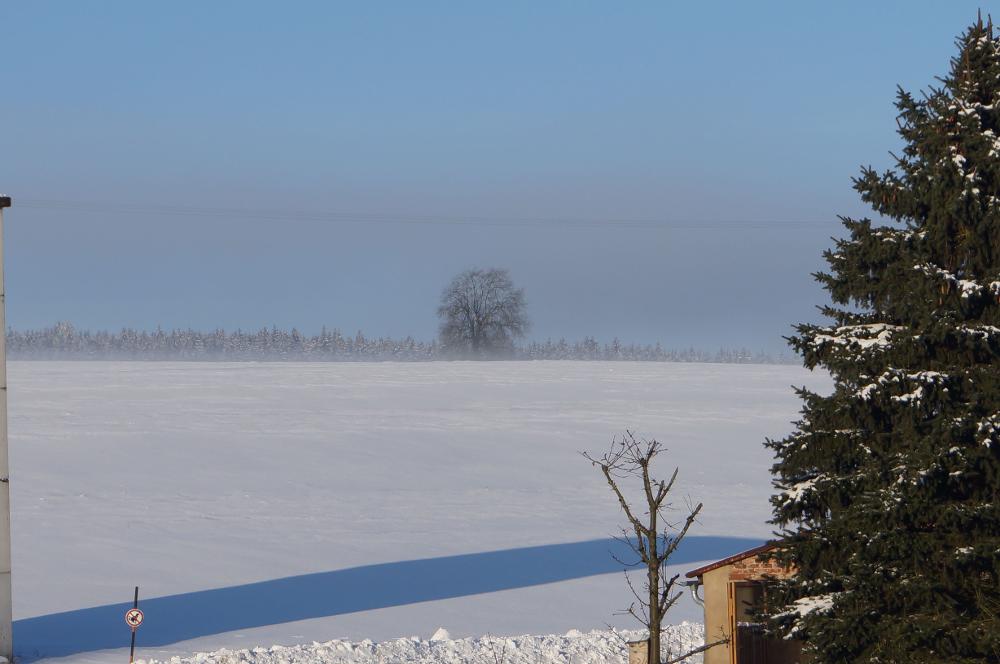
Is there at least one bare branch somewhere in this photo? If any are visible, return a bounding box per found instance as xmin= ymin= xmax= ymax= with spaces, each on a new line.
xmin=623 ymin=603 xmax=647 ymax=625
xmin=623 ymin=569 xmax=645 ymax=606
xmin=658 ymin=573 xmax=680 ymax=614
xmin=661 ymin=589 xmax=684 ymax=616
xmin=583 ymin=449 xmax=651 ymax=557
xmin=484 ymin=633 xmax=508 ymax=664
xmin=603 ymin=625 xmax=629 ymax=645
xmin=585 ymin=431 xmax=705 ymax=664
xmin=659 ymin=502 xmax=703 ymax=563
xmin=661 ymin=637 xmax=729 ymax=664
xmin=656 ymin=467 xmax=679 ymax=505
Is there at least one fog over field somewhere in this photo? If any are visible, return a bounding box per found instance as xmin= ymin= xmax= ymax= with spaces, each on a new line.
xmin=8 ymin=361 xmax=831 ymax=663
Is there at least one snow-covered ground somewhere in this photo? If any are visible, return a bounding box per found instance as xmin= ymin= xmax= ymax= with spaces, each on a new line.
xmin=139 ymin=625 xmax=705 ymax=664
xmin=7 ymin=361 xmax=830 ymax=663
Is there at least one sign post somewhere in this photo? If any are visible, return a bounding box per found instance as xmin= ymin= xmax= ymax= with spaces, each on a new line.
xmin=0 ymin=195 xmax=13 ymax=662
xmin=126 ymin=586 xmax=143 ymax=663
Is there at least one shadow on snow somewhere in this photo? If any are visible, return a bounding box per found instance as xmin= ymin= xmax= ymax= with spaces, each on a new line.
xmin=15 ymin=535 xmax=762 ymax=660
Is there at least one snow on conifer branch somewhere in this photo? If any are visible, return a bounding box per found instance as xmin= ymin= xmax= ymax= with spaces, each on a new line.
xmin=775 ymin=592 xmax=842 ymax=638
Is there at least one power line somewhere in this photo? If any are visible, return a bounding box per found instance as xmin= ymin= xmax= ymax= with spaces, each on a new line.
xmin=14 ymin=198 xmax=842 ymax=231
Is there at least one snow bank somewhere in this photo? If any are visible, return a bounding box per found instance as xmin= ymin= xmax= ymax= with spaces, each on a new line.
xmin=138 ymin=625 xmax=707 ymax=664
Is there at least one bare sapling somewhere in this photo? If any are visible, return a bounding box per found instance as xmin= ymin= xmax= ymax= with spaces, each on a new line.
xmin=583 ymin=431 xmax=727 ymax=664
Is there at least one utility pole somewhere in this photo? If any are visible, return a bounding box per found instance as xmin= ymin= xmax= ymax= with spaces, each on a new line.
xmin=0 ymin=194 xmax=12 ymax=660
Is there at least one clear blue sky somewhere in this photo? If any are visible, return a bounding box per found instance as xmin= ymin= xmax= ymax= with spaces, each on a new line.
xmin=1 ymin=1 xmax=992 ymax=351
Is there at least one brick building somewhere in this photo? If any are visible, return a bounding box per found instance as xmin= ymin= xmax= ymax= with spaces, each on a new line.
xmin=684 ymin=544 xmax=804 ymax=664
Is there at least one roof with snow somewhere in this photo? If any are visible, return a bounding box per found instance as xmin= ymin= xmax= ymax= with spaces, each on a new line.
xmin=684 ymin=542 xmax=778 ymax=578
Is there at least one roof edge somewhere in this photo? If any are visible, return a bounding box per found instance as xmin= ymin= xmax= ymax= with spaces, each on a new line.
xmin=684 ymin=542 xmax=779 ymax=578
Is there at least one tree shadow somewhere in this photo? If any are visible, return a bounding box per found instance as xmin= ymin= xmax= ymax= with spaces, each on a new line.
xmin=14 ymin=535 xmax=762 ymax=660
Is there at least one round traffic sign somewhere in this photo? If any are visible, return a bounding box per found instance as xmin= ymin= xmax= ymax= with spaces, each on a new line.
xmin=125 ymin=608 xmax=144 ymax=629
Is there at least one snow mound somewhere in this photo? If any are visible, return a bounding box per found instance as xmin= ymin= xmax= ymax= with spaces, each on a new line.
xmin=430 ymin=627 xmax=451 ymax=641
xmin=138 ymin=625 xmax=706 ymax=664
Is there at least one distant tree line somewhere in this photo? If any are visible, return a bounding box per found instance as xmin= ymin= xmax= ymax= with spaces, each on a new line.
xmin=5 ymin=322 xmax=795 ymax=364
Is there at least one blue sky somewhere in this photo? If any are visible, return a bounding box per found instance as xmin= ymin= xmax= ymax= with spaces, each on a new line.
xmin=1 ymin=1 xmax=992 ymax=351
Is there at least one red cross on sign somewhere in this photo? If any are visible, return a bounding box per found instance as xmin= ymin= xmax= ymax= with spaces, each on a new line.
xmin=125 ymin=608 xmax=144 ymax=629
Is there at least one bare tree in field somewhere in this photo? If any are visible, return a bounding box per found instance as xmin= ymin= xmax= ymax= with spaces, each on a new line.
xmin=583 ymin=432 xmax=727 ymax=664
xmin=438 ymin=268 xmax=528 ymax=357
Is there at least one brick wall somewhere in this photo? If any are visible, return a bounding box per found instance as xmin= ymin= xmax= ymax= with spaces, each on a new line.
xmin=727 ymin=554 xmax=795 ymax=581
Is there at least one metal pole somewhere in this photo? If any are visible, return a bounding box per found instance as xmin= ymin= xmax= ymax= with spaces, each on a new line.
xmin=129 ymin=586 xmax=138 ymax=664
xmin=0 ymin=196 xmax=12 ymax=661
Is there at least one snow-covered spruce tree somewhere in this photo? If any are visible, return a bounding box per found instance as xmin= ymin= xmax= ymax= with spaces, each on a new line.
xmin=765 ymin=17 xmax=1000 ymax=663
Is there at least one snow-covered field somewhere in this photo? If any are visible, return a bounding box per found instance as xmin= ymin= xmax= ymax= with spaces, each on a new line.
xmin=8 ymin=361 xmax=830 ymax=663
